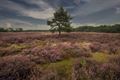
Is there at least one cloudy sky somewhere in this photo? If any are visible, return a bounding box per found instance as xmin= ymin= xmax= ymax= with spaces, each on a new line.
xmin=0 ymin=0 xmax=120 ymax=30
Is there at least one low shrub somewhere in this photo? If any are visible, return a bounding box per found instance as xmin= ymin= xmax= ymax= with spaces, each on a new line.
xmin=99 ymin=63 xmax=120 ymax=80
xmin=108 ymin=43 xmax=120 ymax=54
xmin=25 ymin=46 xmax=63 ymax=64
xmin=40 ymin=70 xmax=59 ymax=80
xmin=72 ymin=58 xmax=100 ymax=80
xmin=109 ymin=55 xmax=120 ymax=66
xmin=0 ymin=47 xmax=20 ymax=57
xmin=72 ymin=58 xmax=120 ymax=80
xmin=0 ymin=55 xmax=36 ymax=80
xmin=89 ymin=42 xmax=102 ymax=52
xmin=62 ymin=46 xmax=91 ymax=59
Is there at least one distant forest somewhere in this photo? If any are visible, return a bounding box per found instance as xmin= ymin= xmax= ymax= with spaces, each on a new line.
xmin=0 ymin=24 xmax=120 ymax=33
xmin=75 ymin=24 xmax=120 ymax=33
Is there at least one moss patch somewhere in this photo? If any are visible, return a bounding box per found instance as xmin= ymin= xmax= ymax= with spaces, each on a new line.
xmin=10 ymin=44 xmax=28 ymax=50
xmin=39 ymin=58 xmax=74 ymax=80
xmin=92 ymin=52 xmax=110 ymax=62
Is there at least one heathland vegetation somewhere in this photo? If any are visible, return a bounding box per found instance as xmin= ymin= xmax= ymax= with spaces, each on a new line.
xmin=0 ymin=32 xmax=120 ymax=80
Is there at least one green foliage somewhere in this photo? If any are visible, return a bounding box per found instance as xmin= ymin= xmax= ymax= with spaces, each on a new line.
xmin=0 ymin=27 xmax=7 ymax=32
xmin=75 ymin=24 xmax=120 ymax=33
xmin=14 ymin=28 xmax=23 ymax=32
xmin=47 ymin=7 xmax=73 ymax=35
xmin=0 ymin=27 xmax=23 ymax=32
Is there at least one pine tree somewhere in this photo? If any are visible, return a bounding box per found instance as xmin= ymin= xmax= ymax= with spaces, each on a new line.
xmin=47 ymin=7 xmax=72 ymax=36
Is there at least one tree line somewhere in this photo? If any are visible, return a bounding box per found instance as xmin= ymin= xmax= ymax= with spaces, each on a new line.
xmin=0 ymin=27 xmax=23 ymax=32
xmin=1 ymin=24 xmax=119 ymax=33
xmin=74 ymin=24 xmax=120 ymax=33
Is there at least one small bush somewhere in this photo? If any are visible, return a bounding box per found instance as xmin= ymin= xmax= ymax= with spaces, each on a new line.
xmin=108 ymin=43 xmax=120 ymax=54
xmin=72 ymin=58 xmax=120 ymax=80
xmin=0 ymin=55 xmax=36 ymax=80
xmin=109 ymin=55 xmax=120 ymax=67
xmin=62 ymin=46 xmax=91 ymax=59
xmin=40 ymin=70 xmax=59 ymax=80
xmin=0 ymin=47 xmax=20 ymax=57
xmin=99 ymin=63 xmax=120 ymax=80
xmin=89 ymin=42 xmax=102 ymax=52
xmin=72 ymin=58 xmax=100 ymax=80
xmin=25 ymin=46 xmax=63 ymax=64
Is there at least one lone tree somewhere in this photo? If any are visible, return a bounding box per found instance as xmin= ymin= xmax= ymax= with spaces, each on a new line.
xmin=47 ymin=7 xmax=73 ymax=36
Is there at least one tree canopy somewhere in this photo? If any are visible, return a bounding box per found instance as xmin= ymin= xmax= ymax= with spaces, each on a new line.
xmin=47 ymin=7 xmax=73 ymax=36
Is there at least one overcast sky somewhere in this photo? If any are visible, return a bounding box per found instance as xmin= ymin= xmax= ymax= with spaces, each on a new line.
xmin=0 ymin=0 xmax=120 ymax=30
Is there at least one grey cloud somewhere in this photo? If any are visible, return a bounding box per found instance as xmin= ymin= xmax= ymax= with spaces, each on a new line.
xmin=0 ymin=0 xmax=120 ymax=30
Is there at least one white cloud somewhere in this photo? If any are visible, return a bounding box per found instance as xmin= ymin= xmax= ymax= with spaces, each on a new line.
xmin=22 ymin=8 xmax=55 ymax=19
xmin=0 ymin=0 xmax=53 ymax=29
xmin=20 ymin=0 xmax=55 ymax=19
xmin=116 ymin=7 xmax=120 ymax=14
xmin=0 ymin=19 xmax=49 ymax=30
xmin=0 ymin=19 xmax=33 ymax=29
xmin=74 ymin=0 xmax=81 ymax=5
xmin=72 ymin=23 xmax=97 ymax=27
xmin=6 ymin=23 xmax=12 ymax=28
xmin=0 ymin=0 xmax=24 ymax=11
xmin=0 ymin=0 xmax=55 ymax=20
xmin=74 ymin=0 xmax=90 ymax=5
xmin=73 ymin=0 xmax=120 ymax=17
xmin=25 ymin=0 xmax=50 ymax=9
xmin=36 ymin=24 xmax=50 ymax=30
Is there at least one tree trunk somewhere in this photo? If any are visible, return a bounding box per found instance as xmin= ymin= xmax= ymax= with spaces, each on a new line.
xmin=58 ymin=30 xmax=61 ymax=36
xmin=58 ymin=25 xmax=61 ymax=37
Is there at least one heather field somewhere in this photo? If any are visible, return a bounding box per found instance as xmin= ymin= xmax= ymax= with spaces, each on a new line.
xmin=0 ymin=32 xmax=120 ymax=80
